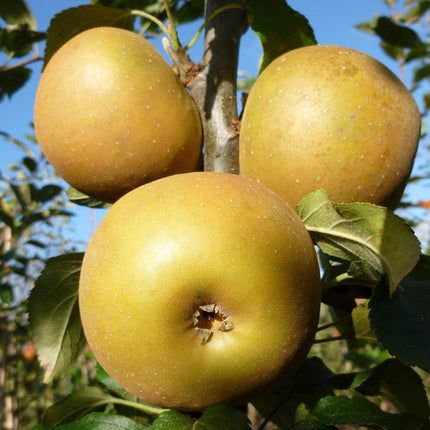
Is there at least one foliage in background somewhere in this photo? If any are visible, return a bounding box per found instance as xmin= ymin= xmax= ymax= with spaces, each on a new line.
xmin=356 ymin=0 xmax=430 ymax=251
xmin=0 ymin=135 xmax=91 ymax=428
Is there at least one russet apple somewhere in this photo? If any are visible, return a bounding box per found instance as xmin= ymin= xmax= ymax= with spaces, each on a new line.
xmin=239 ymin=45 xmax=421 ymax=210
xmin=34 ymin=27 xmax=202 ymax=203
xmin=79 ymin=171 xmax=321 ymax=411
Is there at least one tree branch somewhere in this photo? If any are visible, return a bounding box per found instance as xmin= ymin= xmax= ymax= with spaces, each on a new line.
xmin=188 ymin=0 xmax=248 ymax=174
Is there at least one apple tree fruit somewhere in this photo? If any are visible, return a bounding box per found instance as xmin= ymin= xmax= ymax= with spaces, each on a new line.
xmin=34 ymin=26 xmax=202 ymax=203
xmin=239 ymin=45 xmax=421 ymax=210
xmin=79 ymin=171 xmax=321 ymax=411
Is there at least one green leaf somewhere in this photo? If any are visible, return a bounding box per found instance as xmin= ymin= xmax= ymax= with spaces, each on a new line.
xmin=403 ymin=1 xmax=430 ymax=23
xmin=351 ymin=301 xmax=378 ymax=342
xmin=245 ymin=0 xmax=316 ymax=73
xmin=307 ymin=395 xmax=422 ymax=430
xmin=414 ymin=63 xmax=430 ymax=84
xmin=176 ymin=0 xmax=204 ymax=24
xmin=43 ymin=387 xmax=119 ymax=426
xmin=354 ymin=359 xmax=429 ymax=420
xmin=96 ymin=363 xmax=131 ymax=399
xmin=373 ymin=16 xmax=422 ymax=47
xmin=151 ymin=409 xmax=194 ymax=429
xmin=66 ymin=187 xmax=112 ymax=209
xmin=195 ymin=403 xmax=251 ymax=429
xmin=52 ymin=412 xmax=148 ymax=429
xmin=22 ymin=156 xmax=37 ymax=173
xmin=0 ymin=26 xmax=46 ymax=58
xmin=35 ymin=184 xmax=64 ymax=204
xmin=405 ymin=44 xmax=430 ymax=62
xmin=0 ymin=282 xmax=14 ymax=304
xmin=44 ymin=5 xmax=135 ymax=67
xmin=257 ymin=357 xmax=428 ymax=429
xmin=28 ymin=252 xmax=86 ymax=383
xmin=286 ymin=422 xmax=337 ymax=430
xmin=0 ymin=197 xmax=15 ymax=229
xmin=408 ymin=254 xmax=430 ymax=280
xmin=0 ymin=0 xmax=36 ymax=30
xmin=10 ymin=182 xmax=33 ymax=209
xmin=296 ymin=189 xmax=421 ymax=295
xmin=252 ymin=358 xmax=340 ymax=428
xmin=369 ymin=276 xmax=430 ymax=371
xmin=0 ymin=66 xmax=31 ymax=101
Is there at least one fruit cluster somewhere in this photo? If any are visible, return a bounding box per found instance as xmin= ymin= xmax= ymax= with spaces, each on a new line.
xmin=34 ymin=27 xmax=420 ymax=410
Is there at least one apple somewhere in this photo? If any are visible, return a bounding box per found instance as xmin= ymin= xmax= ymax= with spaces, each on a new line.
xmin=22 ymin=343 xmax=37 ymax=363
xmin=239 ymin=45 xmax=421 ymax=210
xmin=79 ymin=171 xmax=321 ymax=411
xmin=34 ymin=27 xmax=202 ymax=203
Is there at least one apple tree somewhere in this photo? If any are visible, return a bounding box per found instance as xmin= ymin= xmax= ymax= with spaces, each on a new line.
xmin=1 ymin=0 xmax=430 ymax=429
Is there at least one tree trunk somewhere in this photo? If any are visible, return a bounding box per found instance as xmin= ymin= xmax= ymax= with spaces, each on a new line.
xmin=188 ymin=0 xmax=248 ymax=174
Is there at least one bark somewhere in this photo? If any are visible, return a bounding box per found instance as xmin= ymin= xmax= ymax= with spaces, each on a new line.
xmin=186 ymin=1 xmax=249 ymax=174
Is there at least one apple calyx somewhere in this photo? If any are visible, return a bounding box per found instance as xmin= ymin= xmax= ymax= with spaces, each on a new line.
xmin=192 ymin=304 xmax=234 ymax=345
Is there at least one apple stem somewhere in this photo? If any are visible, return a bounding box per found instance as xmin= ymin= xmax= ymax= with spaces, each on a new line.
xmin=184 ymin=4 xmax=245 ymax=50
xmin=313 ymin=334 xmax=355 ymax=345
xmin=162 ymin=0 xmax=180 ymax=51
xmin=109 ymin=397 xmax=167 ymax=415
xmin=130 ymin=10 xmax=171 ymax=40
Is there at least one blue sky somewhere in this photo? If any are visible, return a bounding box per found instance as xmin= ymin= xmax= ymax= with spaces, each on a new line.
xmin=1 ymin=0 xmax=429 ymax=247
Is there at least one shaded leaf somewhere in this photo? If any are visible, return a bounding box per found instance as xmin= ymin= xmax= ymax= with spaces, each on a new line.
xmin=403 ymin=1 xmax=430 ymax=23
xmin=0 ymin=66 xmax=31 ymax=100
xmin=0 ymin=282 xmax=14 ymax=304
xmin=245 ymin=0 xmax=316 ymax=73
xmin=195 ymin=403 xmax=251 ymax=429
xmin=355 ymin=359 xmax=429 ymax=420
xmin=176 ymin=0 xmax=204 ymax=24
xmin=256 ymin=357 xmax=429 ymax=429
xmin=307 ymin=395 xmax=422 ymax=430
xmin=46 ymin=412 xmax=148 ymax=429
xmin=0 ymin=197 xmax=16 ymax=228
xmin=380 ymin=41 xmax=405 ymax=61
xmin=28 ymin=252 xmax=86 ymax=383
xmin=43 ymin=387 xmax=118 ymax=426
xmin=26 ymin=239 xmax=47 ymax=249
xmin=369 ymin=276 xmax=430 ymax=371
xmin=96 ymin=363 xmax=131 ymax=399
xmin=36 ymin=184 xmax=63 ymax=204
xmin=151 ymin=409 xmax=194 ymax=429
xmin=405 ymin=44 xmax=430 ymax=62
xmin=0 ymin=26 xmax=45 ymax=58
xmin=296 ymin=189 xmax=421 ymax=295
xmin=0 ymin=0 xmax=36 ymax=29
xmin=414 ymin=63 xmax=430 ymax=84
xmin=286 ymin=422 xmax=337 ymax=430
xmin=10 ymin=181 xmax=33 ymax=209
xmin=373 ymin=16 xmax=422 ymax=47
xmin=252 ymin=358 xmax=343 ymax=428
xmin=22 ymin=156 xmax=37 ymax=173
xmin=66 ymin=187 xmax=112 ymax=209
xmin=408 ymin=254 xmax=430 ymax=280
xmin=44 ymin=5 xmax=135 ymax=67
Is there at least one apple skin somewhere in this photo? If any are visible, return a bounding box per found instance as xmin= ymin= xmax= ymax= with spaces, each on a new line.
xmin=239 ymin=45 xmax=421 ymax=210
xmin=34 ymin=27 xmax=202 ymax=203
xmin=79 ymin=171 xmax=321 ymax=411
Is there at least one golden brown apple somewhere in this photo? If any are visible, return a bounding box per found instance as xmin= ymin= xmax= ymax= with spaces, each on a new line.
xmin=79 ymin=171 xmax=321 ymax=411
xmin=34 ymin=27 xmax=202 ymax=202
xmin=239 ymin=45 xmax=421 ymax=210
